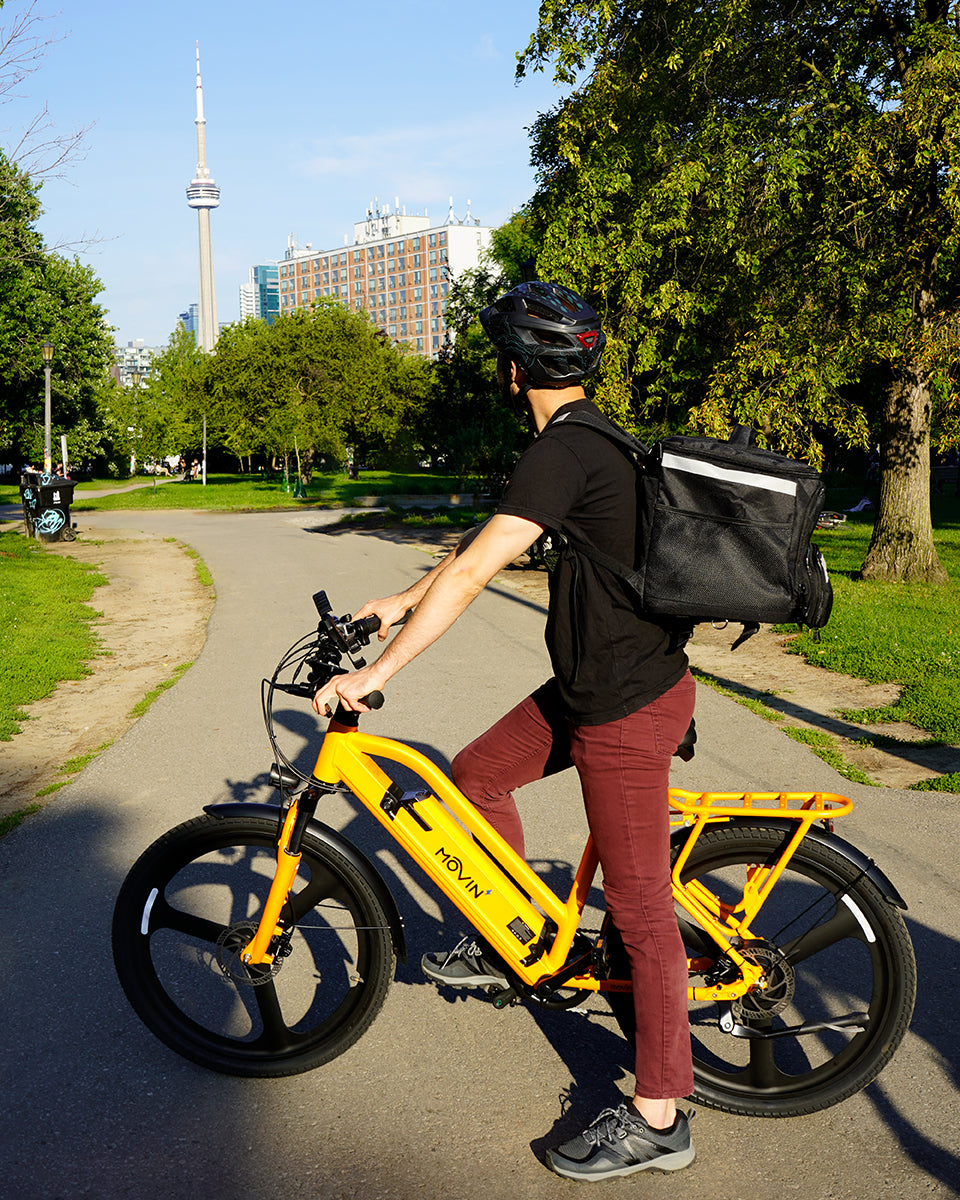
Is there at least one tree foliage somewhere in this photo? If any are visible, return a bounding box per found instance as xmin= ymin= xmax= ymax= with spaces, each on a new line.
xmin=131 ymin=303 xmax=433 ymax=478
xmin=426 ymin=212 xmax=544 ymax=486
xmin=205 ymin=302 xmax=431 ymax=470
xmin=0 ymin=148 xmax=112 ymax=462
xmin=520 ymin=0 xmax=960 ymax=579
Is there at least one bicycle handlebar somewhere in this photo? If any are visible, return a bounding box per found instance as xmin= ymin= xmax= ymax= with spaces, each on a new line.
xmin=302 ymin=594 xmax=414 ymax=714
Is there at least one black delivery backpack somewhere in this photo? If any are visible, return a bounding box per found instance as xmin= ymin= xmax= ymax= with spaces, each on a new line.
xmin=550 ymin=410 xmax=833 ymax=647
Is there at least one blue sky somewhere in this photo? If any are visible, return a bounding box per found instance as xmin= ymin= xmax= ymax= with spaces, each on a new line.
xmin=0 ymin=0 xmax=567 ymax=348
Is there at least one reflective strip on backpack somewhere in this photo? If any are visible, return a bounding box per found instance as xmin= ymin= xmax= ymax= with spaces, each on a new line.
xmin=661 ymin=452 xmax=798 ymax=496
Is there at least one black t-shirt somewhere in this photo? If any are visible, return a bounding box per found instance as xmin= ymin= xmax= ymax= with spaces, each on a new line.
xmin=498 ymin=398 xmax=688 ymax=724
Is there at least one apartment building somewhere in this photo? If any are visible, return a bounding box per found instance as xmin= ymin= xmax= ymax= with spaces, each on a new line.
xmin=113 ymin=339 xmax=159 ymax=388
xmin=278 ymin=200 xmax=492 ymax=357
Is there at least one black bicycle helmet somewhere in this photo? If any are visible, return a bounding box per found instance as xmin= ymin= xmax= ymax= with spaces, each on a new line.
xmin=479 ymin=281 xmax=606 ymax=386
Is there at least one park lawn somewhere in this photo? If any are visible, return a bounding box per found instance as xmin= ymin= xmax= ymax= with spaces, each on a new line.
xmin=72 ymin=471 xmax=462 ymax=512
xmin=784 ymin=494 xmax=960 ymax=757
xmin=1 ymin=478 xmax=124 ymax=504
xmin=0 ymin=532 xmax=106 ymax=740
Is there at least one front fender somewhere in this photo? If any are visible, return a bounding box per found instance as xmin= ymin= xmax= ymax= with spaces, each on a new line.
xmin=670 ymin=816 xmax=908 ymax=910
xmin=204 ymin=801 xmax=407 ymax=963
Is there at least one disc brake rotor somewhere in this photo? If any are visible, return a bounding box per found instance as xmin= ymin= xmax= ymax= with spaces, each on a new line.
xmin=732 ymin=942 xmax=796 ymax=1021
xmin=215 ymin=921 xmax=284 ymax=987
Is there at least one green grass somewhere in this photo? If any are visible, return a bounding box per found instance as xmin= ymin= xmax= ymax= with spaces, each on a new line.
xmin=689 ymin=668 xmax=782 ymax=720
xmin=0 ymin=532 xmax=106 ymax=739
xmin=71 ymin=471 xmax=462 ymax=513
xmin=911 ymin=771 xmax=960 ymax=792
xmin=0 ymin=803 xmax=41 ymax=837
xmin=35 ymin=780 xmax=70 ymax=798
xmin=178 ymin=544 xmax=214 ymax=588
xmin=128 ymin=663 xmax=192 ymax=718
xmin=59 ymin=740 xmax=113 ymax=775
xmin=779 ymin=496 xmax=960 ymax=747
xmin=1 ymin=477 xmax=122 ymax=503
xmin=782 ymin=727 xmax=878 ymax=786
xmin=337 ymin=505 xmax=495 ymax=531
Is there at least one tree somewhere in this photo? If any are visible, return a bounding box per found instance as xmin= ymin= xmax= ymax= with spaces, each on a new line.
xmin=0 ymin=1 xmax=91 ymax=192
xmin=520 ymin=0 xmax=960 ymax=580
xmin=201 ymin=302 xmax=431 ymax=477
xmin=129 ymin=324 xmax=206 ymax=473
xmin=0 ymin=149 xmax=112 ymax=462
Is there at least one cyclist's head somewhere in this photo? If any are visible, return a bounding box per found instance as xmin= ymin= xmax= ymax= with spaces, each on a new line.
xmin=479 ymin=281 xmax=606 ymax=389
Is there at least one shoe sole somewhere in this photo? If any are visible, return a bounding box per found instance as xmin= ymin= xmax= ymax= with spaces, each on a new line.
xmin=545 ymin=1145 xmax=695 ymax=1181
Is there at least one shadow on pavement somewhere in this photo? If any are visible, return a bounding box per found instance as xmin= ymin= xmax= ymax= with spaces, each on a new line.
xmin=3 ymin=780 xmax=957 ymax=1198
xmin=232 ymin=705 xmax=960 ymax=1192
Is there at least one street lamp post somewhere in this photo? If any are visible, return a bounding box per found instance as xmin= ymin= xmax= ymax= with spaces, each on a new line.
xmin=129 ymin=369 xmax=142 ymax=476
xmin=41 ymin=340 xmax=54 ymax=474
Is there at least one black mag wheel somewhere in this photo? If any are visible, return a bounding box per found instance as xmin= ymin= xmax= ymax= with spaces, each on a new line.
xmin=112 ymin=815 xmax=395 ymax=1077
xmin=675 ymin=823 xmax=916 ymax=1117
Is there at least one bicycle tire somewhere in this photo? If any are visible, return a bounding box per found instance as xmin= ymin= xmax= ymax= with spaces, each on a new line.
xmin=112 ymin=815 xmax=395 ymax=1077
xmin=675 ymin=823 xmax=916 ymax=1116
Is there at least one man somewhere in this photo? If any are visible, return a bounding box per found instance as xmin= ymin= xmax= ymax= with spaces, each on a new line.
xmin=313 ymin=281 xmax=696 ymax=1182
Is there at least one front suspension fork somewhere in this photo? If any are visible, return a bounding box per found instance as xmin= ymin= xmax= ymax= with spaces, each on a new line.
xmin=239 ymin=788 xmax=321 ymax=966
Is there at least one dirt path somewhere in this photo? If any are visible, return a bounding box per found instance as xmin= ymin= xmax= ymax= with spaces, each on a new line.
xmin=3 ymin=517 xmax=956 ymax=821
xmin=0 ymin=527 xmax=212 ymax=819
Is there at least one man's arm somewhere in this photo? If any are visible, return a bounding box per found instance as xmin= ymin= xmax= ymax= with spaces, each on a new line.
xmin=353 ymin=520 xmax=491 ymax=640
xmin=312 ymin=513 xmax=544 ymax=714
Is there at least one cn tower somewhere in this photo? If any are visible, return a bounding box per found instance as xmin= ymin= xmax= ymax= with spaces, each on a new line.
xmin=185 ymin=44 xmax=220 ymax=352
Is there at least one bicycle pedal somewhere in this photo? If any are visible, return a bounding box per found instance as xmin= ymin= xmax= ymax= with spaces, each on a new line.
xmin=488 ymin=984 xmax=519 ymax=1008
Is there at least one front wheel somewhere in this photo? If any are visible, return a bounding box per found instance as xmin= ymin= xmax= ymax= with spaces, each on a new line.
xmin=676 ymin=824 xmax=916 ymax=1116
xmin=112 ymin=815 xmax=395 ymax=1077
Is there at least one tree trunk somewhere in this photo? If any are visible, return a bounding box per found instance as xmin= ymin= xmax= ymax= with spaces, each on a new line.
xmin=860 ymin=365 xmax=948 ymax=582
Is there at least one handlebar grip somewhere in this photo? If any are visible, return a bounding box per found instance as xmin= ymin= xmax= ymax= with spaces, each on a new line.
xmin=362 ymin=690 xmax=385 ymax=710
xmin=355 ymin=609 xmax=412 ymax=638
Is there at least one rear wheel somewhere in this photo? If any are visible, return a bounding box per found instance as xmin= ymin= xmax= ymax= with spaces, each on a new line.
xmin=112 ymin=815 xmax=395 ymax=1077
xmin=606 ymin=823 xmax=916 ymax=1116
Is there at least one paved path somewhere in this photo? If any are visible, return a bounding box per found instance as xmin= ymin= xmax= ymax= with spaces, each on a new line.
xmin=1 ymin=507 xmax=957 ymax=1200
xmin=0 ymin=475 xmax=184 ymax=525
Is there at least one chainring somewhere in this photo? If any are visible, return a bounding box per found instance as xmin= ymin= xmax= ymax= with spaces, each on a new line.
xmin=731 ymin=941 xmax=795 ymax=1021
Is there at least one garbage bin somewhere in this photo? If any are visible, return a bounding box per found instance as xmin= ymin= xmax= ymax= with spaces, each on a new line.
xmin=20 ymin=471 xmax=76 ymax=542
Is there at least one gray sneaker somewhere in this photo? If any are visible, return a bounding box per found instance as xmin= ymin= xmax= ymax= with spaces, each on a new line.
xmin=421 ymin=937 xmax=508 ymax=988
xmin=546 ymin=1104 xmax=695 ymax=1181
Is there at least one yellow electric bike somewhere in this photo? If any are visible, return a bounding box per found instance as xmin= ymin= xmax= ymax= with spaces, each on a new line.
xmin=112 ymin=591 xmax=916 ymax=1117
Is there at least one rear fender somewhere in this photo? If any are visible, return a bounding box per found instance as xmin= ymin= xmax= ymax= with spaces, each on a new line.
xmin=204 ymin=801 xmax=407 ymax=962
xmin=670 ymin=816 xmax=907 ymax=910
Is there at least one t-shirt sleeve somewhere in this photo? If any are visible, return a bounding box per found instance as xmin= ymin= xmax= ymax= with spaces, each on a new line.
xmin=497 ymin=433 xmax=588 ymax=529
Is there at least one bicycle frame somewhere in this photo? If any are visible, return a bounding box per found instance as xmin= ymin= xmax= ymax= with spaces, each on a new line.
xmin=241 ymin=711 xmax=854 ymax=1004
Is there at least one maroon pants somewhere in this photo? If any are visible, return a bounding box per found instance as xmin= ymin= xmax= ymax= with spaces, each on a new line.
xmin=451 ymin=671 xmax=696 ymax=1099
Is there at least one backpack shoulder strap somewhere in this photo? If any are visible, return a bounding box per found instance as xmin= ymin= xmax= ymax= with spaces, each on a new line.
xmin=549 ymin=409 xmax=649 ymax=459
xmin=543 ymin=410 xmax=646 ymax=583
